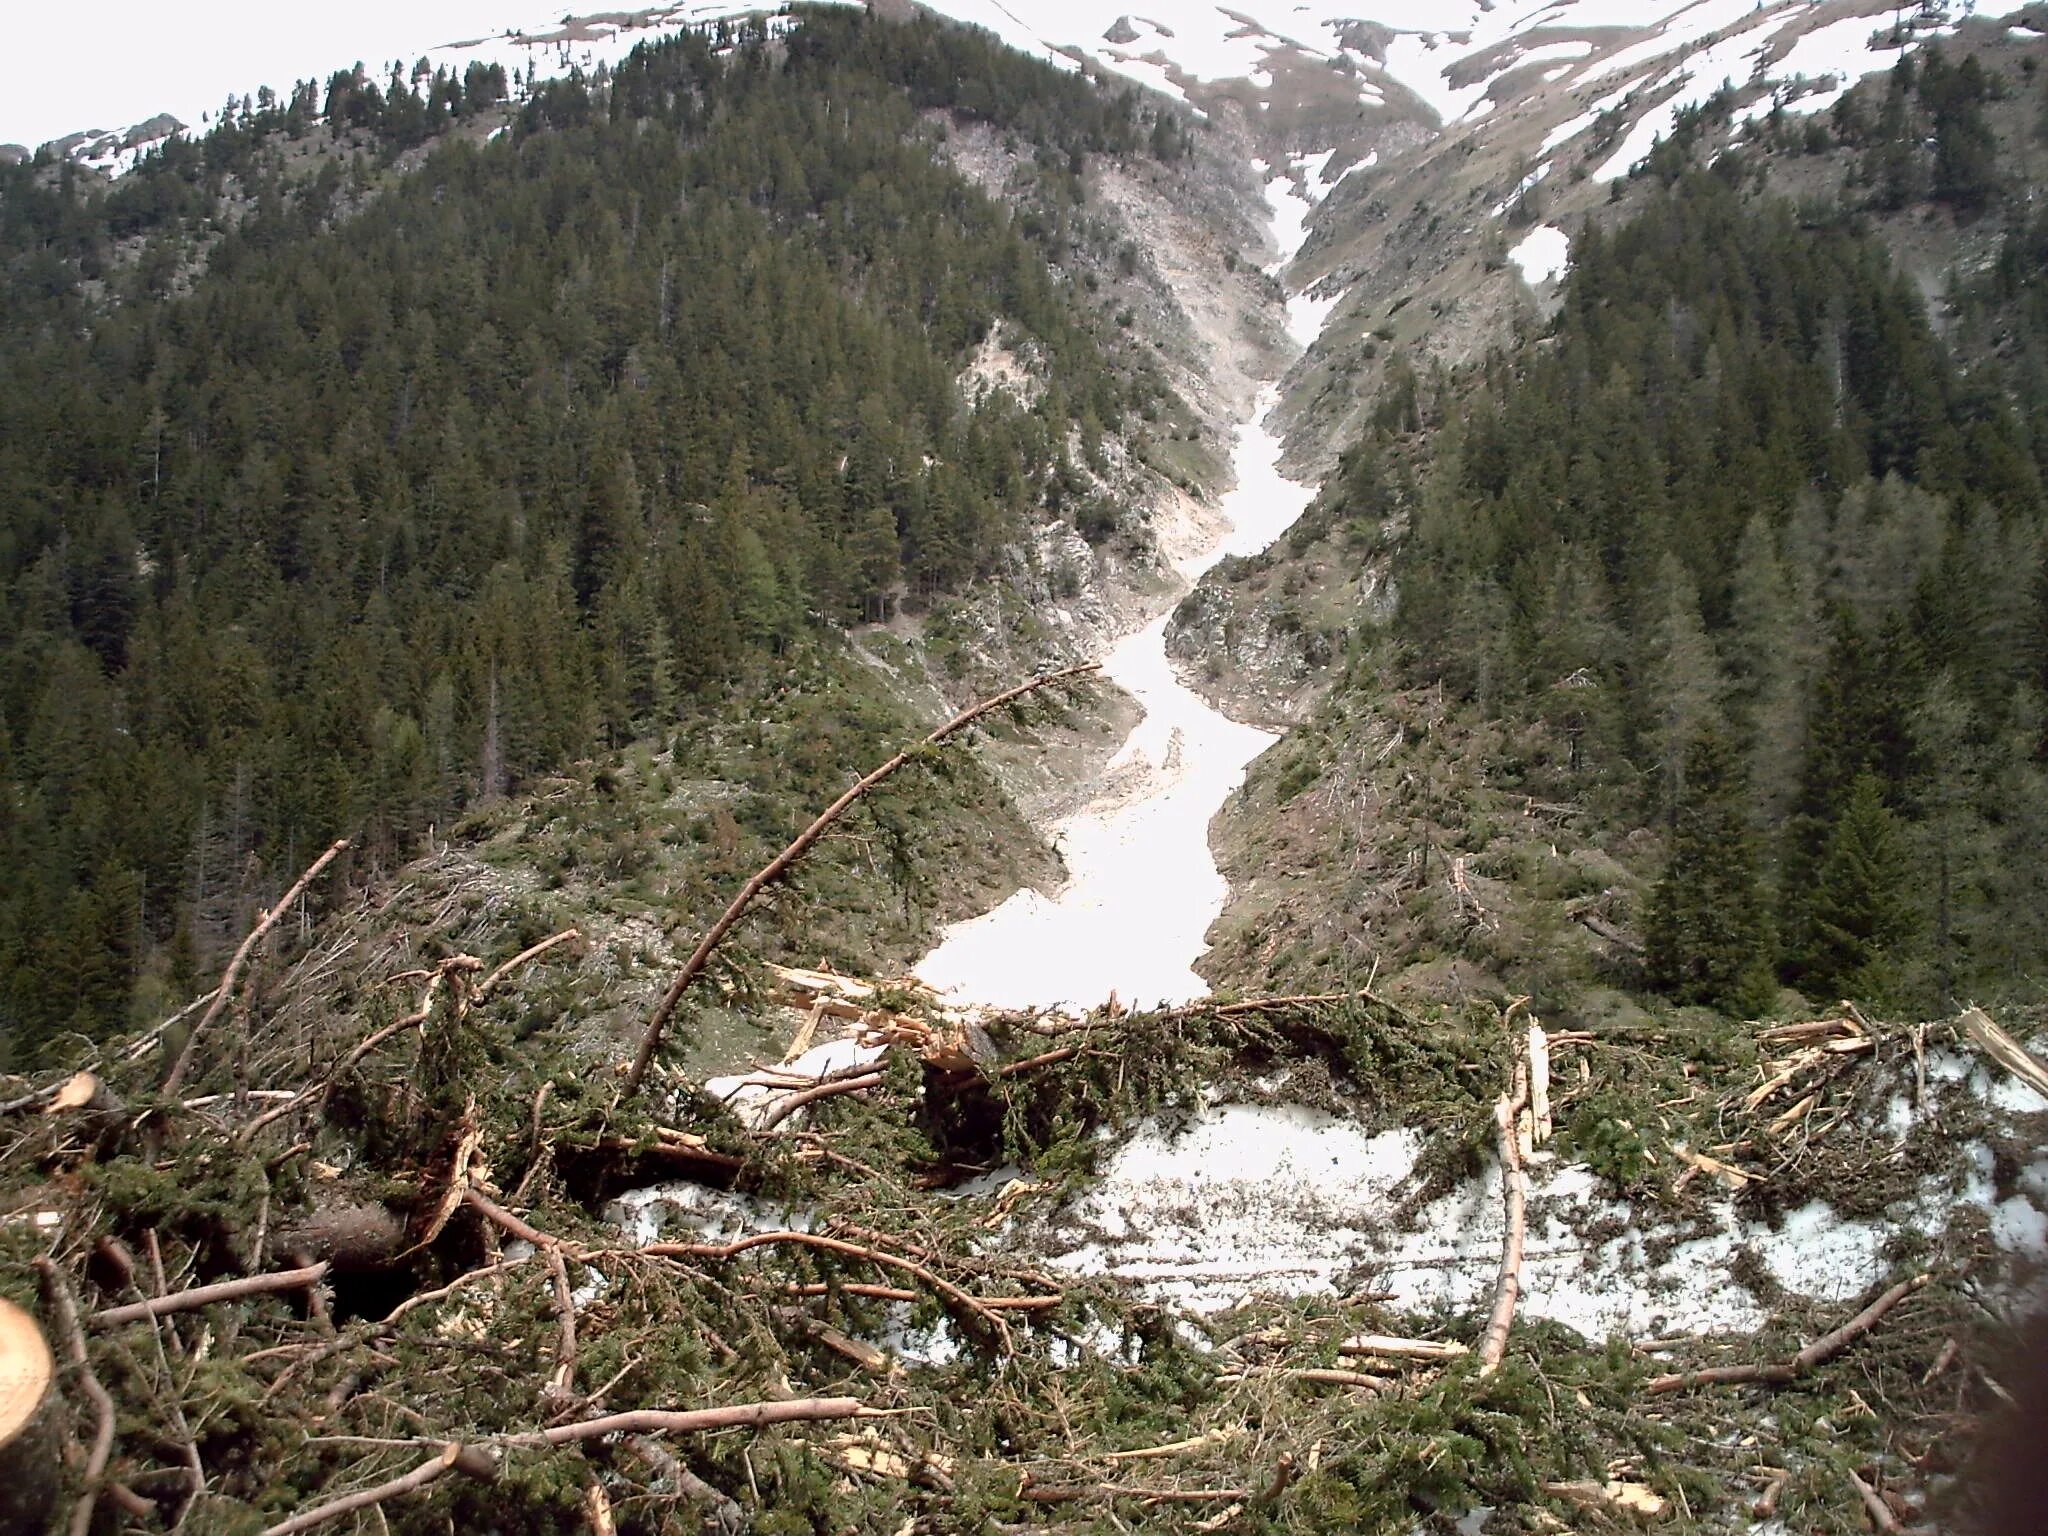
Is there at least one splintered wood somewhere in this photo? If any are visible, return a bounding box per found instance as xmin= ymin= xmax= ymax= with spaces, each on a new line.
xmin=1957 ymin=1006 xmax=2048 ymax=1101
xmin=764 ymin=964 xmax=987 ymax=1072
xmin=1479 ymin=1000 xmax=1534 ymax=1377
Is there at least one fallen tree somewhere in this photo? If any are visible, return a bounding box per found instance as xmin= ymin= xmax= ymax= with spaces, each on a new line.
xmin=623 ymin=664 xmax=1099 ymax=1098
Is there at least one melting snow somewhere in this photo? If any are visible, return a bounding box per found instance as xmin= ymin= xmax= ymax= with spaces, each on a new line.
xmin=914 ymin=384 xmax=1314 ymax=1011
xmin=1025 ymin=1095 xmax=2048 ymax=1334
xmin=3 ymin=0 xmax=856 ymax=162
xmin=1507 ymin=221 xmax=1570 ymax=286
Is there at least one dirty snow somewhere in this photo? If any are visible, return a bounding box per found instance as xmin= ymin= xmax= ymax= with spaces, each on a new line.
xmin=914 ymin=383 xmax=1314 ymax=1010
xmin=1025 ymin=1093 xmax=2048 ymax=1334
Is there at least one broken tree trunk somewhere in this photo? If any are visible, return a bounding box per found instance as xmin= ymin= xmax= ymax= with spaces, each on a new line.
xmin=1478 ymin=1054 xmax=1530 ymax=1377
xmin=622 ymin=665 xmax=1098 ymax=1100
xmin=1526 ymin=1022 xmax=1552 ymax=1146
xmin=0 ymin=1295 xmax=60 ymax=1535
xmin=1957 ymin=1007 xmax=2048 ymax=1101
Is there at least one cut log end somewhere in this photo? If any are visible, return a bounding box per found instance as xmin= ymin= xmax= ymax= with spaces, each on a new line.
xmin=0 ymin=1295 xmax=60 ymax=1534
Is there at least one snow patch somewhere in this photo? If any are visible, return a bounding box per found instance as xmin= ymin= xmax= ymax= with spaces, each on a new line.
xmin=1507 ymin=222 xmax=1570 ymax=286
xmin=915 ymin=384 xmax=1314 ymax=1011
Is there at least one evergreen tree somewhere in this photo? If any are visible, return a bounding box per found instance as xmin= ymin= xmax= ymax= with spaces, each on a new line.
xmin=1644 ymin=730 xmax=1775 ymax=1014
xmin=1642 ymin=553 xmax=1727 ymax=820
xmin=1798 ymin=773 xmax=1917 ymax=1004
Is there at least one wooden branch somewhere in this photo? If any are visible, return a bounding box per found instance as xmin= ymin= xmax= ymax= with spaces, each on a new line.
xmin=1478 ymin=1056 xmax=1530 ymax=1376
xmin=996 ymin=1046 xmax=1083 ymax=1077
xmin=1848 ymin=1470 xmax=1902 ymax=1534
xmin=257 ymin=1441 xmax=498 ymax=1536
xmin=1526 ymin=1023 xmax=1552 ymax=1146
xmin=1254 ymin=1452 xmax=1297 ymax=1508
xmin=31 ymin=1260 xmax=105 ymax=1536
xmin=1263 ymin=1367 xmax=1391 ymax=1391
xmin=504 ymin=1396 xmax=866 ymax=1447
xmin=241 ymin=939 xmax=553 ymax=1143
xmin=780 ymin=1311 xmax=898 ymax=1376
xmin=787 ymin=1281 xmax=921 ymax=1303
xmin=1572 ymin=910 xmax=1642 ymax=953
xmin=755 ymin=1070 xmax=886 ymax=1132
xmin=1957 ymin=1007 xmax=2048 ymax=1100
xmin=89 ymin=1262 xmax=330 ymax=1328
xmin=782 ymin=1281 xmax=1056 ymax=1311
xmin=544 ymin=1248 xmax=578 ymax=1402
xmin=622 ymin=665 xmax=1098 ymax=1099
xmin=164 ymin=838 xmax=350 ymax=1093
xmin=648 ymin=1231 xmax=1019 ymax=1348
xmin=1645 ymin=1274 xmax=1931 ymax=1394
xmin=1101 ymin=1431 xmax=1231 ymax=1462
xmin=477 ymin=928 xmax=582 ymax=1000
xmin=462 ymin=1188 xmax=563 ymax=1250
xmin=1338 ymin=1334 xmax=1469 ymax=1362
xmin=1021 ymin=1478 xmax=1250 ymax=1506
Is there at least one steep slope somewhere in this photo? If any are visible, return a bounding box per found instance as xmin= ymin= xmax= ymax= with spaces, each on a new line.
xmin=1197 ymin=20 xmax=2048 ymax=1033
xmin=0 ymin=10 xmax=1230 ymax=1063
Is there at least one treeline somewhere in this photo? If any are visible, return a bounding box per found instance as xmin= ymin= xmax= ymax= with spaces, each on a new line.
xmin=1376 ymin=169 xmax=2048 ymax=1015
xmin=0 ymin=10 xmax=1183 ymax=1059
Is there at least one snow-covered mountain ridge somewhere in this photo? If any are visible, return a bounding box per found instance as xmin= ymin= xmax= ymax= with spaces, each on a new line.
xmin=15 ymin=2 xmax=2029 ymax=171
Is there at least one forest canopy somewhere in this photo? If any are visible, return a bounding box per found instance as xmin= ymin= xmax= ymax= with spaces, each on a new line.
xmin=1364 ymin=166 xmax=2048 ymax=1017
xmin=0 ymin=8 xmax=1188 ymax=1062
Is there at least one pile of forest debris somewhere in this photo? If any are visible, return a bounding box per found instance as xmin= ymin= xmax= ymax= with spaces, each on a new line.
xmin=0 ymin=677 xmax=2042 ymax=1534
xmin=3 ymin=878 xmax=2045 ymax=1533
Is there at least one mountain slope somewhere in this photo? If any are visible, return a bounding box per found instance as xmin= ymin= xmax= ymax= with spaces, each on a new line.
xmin=0 ymin=9 xmax=1221 ymax=1062
xmin=1194 ymin=23 xmax=2048 ymax=1036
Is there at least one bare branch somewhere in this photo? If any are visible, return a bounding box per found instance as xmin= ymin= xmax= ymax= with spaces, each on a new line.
xmin=164 ymin=838 xmax=351 ymax=1094
xmin=35 ymin=1257 xmax=116 ymax=1536
xmin=623 ymin=665 xmax=1098 ymax=1099
xmin=1645 ymin=1274 xmax=1932 ymax=1394
xmin=90 ymin=1263 xmax=330 ymax=1329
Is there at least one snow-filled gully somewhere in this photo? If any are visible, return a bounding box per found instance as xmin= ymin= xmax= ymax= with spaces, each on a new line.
xmin=914 ymin=162 xmax=1324 ymax=1012
xmin=633 ymin=158 xmax=2048 ymax=1354
xmin=911 ymin=386 xmax=1311 ymax=1009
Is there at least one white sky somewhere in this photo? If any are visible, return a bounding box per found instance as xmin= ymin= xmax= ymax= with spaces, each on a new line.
xmin=1 ymin=2 xmax=531 ymax=147
xmin=6 ymin=0 xmax=2028 ymax=151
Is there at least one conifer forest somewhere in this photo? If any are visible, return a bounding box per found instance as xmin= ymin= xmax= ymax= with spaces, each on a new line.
xmin=1 ymin=5 xmax=2045 ymax=1534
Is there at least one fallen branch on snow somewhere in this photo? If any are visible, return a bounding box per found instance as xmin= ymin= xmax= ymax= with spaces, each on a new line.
xmin=1478 ymin=1001 xmax=1532 ymax=1377
xmin=1644 ymin=1273 xmax=1932 ymax=1394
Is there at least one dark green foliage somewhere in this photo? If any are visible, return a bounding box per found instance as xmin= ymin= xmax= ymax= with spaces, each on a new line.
xmin=1795 ymin=774 xmax=1917 ymax=1004
xmin=1645 ymin=731 xmax=1775 ymax=1015
xmin=1364 ymin=166 xmax=2048 ymax=1017
xmin=0 ymin=11 xmax=1183 ymax=1060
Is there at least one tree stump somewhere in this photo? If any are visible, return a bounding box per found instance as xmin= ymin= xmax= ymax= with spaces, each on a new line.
xmin=0 ymin=1294 xmax=60 ymax=1532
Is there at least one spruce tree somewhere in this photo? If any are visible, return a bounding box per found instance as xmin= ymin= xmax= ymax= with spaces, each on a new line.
xmin=1799 ymin=773 xmax=1916 ymax=1005
xmin=1644 ymin=729 xmax=1775 ymax=1015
